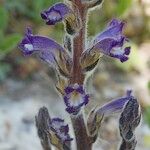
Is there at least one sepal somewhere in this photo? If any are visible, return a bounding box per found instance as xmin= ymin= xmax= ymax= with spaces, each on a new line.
xmin=80 ymin=51 xmax=100 ymax=72
xmin=55 ymin=75 xmax=68 ymax=95
xmin=87 ymin=106 xmax=104 ymax=143
xmin=83 ymin=0 xmax=104 ymax=9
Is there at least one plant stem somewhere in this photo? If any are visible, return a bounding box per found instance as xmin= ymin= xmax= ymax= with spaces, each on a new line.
xmin=71 ymin=114 xmax=92 ymax=150
xmin=41 ymin=143 xmax=52 ymax=150
xmin=70 ymin=0 xmax=87 ymax=84
xmin=69 ymin=1 xmax=92 ymax=149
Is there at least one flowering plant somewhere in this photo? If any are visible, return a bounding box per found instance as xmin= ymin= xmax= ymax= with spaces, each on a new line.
xmin=19 ymin=0 xmax=141 ymax=150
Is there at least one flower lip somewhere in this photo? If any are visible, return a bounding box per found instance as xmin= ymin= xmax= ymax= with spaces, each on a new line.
xmin=64 ymin=84 xmax=89 ymax=115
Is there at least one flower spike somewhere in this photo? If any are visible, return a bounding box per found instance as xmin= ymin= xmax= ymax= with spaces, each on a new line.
xmin=64 ymin=84 xmax=89 ymax=115
xmin=84 ymin=19 xmax=131 ymax=62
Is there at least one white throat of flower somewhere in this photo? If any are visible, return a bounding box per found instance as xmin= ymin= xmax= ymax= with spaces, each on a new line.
xmin=24 ymin=44 xmax=33 ymax=51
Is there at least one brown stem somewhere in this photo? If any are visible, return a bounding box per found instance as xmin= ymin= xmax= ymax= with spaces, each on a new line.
xmin=70 ymin=0 xmax=87 ymax=84
xmin=41 ymin=143 xmax=52 ymax=150
xmin=68 ymin=1 xmax=92 ymax=150
xmin=71 ymin=114 xmax=92 ymax=150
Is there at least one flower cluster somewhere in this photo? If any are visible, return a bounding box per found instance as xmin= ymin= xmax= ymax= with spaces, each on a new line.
xmin=19 ymin=6 xmax=131 ymax=115
xmin=19 ymin=0 xmax=141 ymax=149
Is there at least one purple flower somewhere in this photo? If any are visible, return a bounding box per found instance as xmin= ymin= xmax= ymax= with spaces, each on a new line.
xmin=86 ymin=19 xmax=131 ymax=62
xmin=18 ymin=28 xmax=65 ymax=67
xmin=49 ymin=118 xmax=73 ymax=143
xmin=87 ymin=90 xmax=133 ymax=139
xmin=41 ymin=3 xmax=74 ymax=25
xmin=64 ymin=84 xmax=89 ymax=115
xmin=97 ymin=90 xmax=133 ymax=116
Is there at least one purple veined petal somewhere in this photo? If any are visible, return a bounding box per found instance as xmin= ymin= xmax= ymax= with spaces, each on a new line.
xmin=64 ymin=84 xmax=89 ymax=115
xmin=41 ymin=3 xmax=73 ymax=25
xmin=96 ymin=90 xmax=133 ymax=116
xmin=18 ymin=28 xmax=65 ymax=66
xmin=94 ymin=19 xmax=125 ymax=43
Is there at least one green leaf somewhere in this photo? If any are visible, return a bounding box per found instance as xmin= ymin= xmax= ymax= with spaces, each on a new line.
xmin=116 ymin=0 xmax=132 ymax=16
xmin=0 ymin=6 xmax=9 ymax=30
xmin=0 ymin=34 xmax=22 ymax=54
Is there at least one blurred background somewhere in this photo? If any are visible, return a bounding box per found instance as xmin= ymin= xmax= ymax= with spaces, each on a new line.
xmin=0 ymin=0 xmax=150 ymax=150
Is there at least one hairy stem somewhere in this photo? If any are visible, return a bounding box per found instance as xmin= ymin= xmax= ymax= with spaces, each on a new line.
xmin=71 ymin=114 xmax=92 ymax=150
xmin=42 ymin=143 xmax=52 ymax=150
xmin=70 ymin=0 xmax=87 ymax=84
xmin=69 ymin=1 xmax=92 ymax=150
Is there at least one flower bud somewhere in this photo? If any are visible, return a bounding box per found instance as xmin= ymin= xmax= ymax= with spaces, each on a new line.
xmin=119 ymin=97 xmax=141 ymax=150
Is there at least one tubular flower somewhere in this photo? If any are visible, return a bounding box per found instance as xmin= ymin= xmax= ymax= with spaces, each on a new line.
xmin=87 ymin=90 xmax=133 ymax=138
xmin=18 ymin=28 xmax=65 ymax=67
xmin=64 ymin=84 xmax=89 ymax=115
xmin=41 ymin=3 xmax=75 ymax=25
xmin=48 ymin=118 xmax=73 ymax=145
xmin=97 ymin=90 xmax=133 ymax=116
xmin=85 ymin=19 xmax=131 ymax=62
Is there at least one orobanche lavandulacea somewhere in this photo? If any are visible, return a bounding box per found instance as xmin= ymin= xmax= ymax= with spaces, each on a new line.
xmin=19 ymin=0 xmax=141 ymax=150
